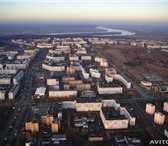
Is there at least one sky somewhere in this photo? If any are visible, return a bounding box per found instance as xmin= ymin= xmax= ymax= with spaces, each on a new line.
xmin=0 ymin=0 xmax=168 ymax=25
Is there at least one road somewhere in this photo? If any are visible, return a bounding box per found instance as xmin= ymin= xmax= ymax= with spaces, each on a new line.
xmin=0 ymin=49 xmax=48 ymax=146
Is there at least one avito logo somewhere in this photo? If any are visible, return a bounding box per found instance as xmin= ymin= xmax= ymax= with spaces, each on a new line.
xmin=149 ymin=140 xmax=168 ymax=145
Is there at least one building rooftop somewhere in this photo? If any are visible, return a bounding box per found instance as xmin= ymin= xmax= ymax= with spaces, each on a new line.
xmin=0 ymin=74 xmax=12 ymax=79
xmin=76 ymin=97 xmax=100 ymax=103
xmin=102 ymin=107 xmax=126 ymax=120
xmin=35 ymin=87 xmax=46 ymax=95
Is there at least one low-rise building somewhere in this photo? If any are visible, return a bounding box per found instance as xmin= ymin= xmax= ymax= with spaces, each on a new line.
xmin=35 ymin=87 xmax=46 ymax=97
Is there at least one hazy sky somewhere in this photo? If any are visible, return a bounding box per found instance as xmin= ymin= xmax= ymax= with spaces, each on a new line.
xmin=0 ymin=0 xmax=168 ymax=24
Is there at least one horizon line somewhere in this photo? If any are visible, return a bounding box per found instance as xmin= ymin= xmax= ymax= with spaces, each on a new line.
xmin=0 ymin=0 xmax=168 ymax=2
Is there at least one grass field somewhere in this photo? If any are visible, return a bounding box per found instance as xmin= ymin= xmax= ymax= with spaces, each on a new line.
xmin=97 ymin=44 xmax=168 ymax=82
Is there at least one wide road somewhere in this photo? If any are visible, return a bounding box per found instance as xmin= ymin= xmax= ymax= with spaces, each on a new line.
xmin=0 ymin=48 xmax=48 ymax=146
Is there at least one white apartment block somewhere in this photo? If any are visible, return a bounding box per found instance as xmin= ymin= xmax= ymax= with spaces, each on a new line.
xmin=105 ymin=74 xmax=114 ymax=83
xmin=76 ymin=50 xmax=87 ymax=54
xmin=57 ymin=45 xmax=70 ymax=49
xmin=6 ymin=63 xmax=28 ymax=69
xmin=0 ymin=91 xmax=5 ymax=100
xmin=163 ymin=102 xmax=168 ymax=113
xmin=106 ymin=74 xmax=131 ymax=89
xmin=0 ymin=69 xmax=18 ymax=74
xmin=154 ymin=112 xmax=165 ymax=125
xmin=97 ymin=85 xmax=123 ymax=94
xmin=8 ymin=83 xmax=20 ymax=99
xmin=145 ymin=103 xmax=155 ymax=115
xmin=76 ymin=102 xmax=102 ymax=112
xmin=49 ymin=90 xmax=77 ymax=98
xmin=17 ymin=55 xmax=31 ymax=60
xmin=81 ymin=55 xmax=92 ymax=60
xmin=49 ymin=50 xmax=62 ymax=54
xmin=100 ymin=109 xmax=128 ymax=129
xmin=100 ymin=60 xmax=108 ymax=67
xmin=37 ymin=43 xmax=53 ymax=48
xmin=0 ymin=78 xmax=11 ymax=85
xmin=81 ymin=66 xmax=89 ymax=79
xmin=46 ymin=55 xmax=65 ymax=62
xmin=95 ymin=57 xmax=108 ymax=67
xmin=47 ymin=79 xmax=59 ymax=86
xmin=0 ymin=64 xmax=3 ymax=69
xmin=13 ymin=70 xmax=24 ymax=84
xmin=42 ymin=64 xmax=65 ymax=72
xmin=89 ymin=69 xmax=101 ymax=78
xmin=62 ymin=99 xmax=136 ymax=129
xmin=69 ymin=55 xmax=79 ymax=61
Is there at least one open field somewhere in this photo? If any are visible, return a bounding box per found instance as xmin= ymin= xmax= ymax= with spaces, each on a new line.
xmin=97 ymin=44 xmax=168 ymax=82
